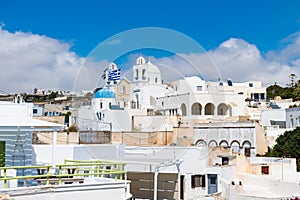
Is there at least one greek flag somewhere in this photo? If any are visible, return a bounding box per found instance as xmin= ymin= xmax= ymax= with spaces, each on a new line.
xmin=108 ymin=69 xmax=121 ymax=81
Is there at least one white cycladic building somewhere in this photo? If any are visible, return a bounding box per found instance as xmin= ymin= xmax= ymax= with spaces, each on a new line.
xmin=0 ymin=102 xmax=132 ymax=200
xmin=78 ymin=56 xmax=268 ymax=156
xmin=261 ymin=106 xmax=300 ymax=130
xmin=32 ymin=144 xmax=300 ymax=200
xmin=193 ymin=122 xmax=256 ymax=156
xmin=261 ymin=107 xmax=300 ymax=147
xmin=156 ymin=76 xmax=246 ymax=118
xmin=0 ymin=101 xmax=64 ymax=169
xmin=79 ymin=56 xmax=267 ymax=131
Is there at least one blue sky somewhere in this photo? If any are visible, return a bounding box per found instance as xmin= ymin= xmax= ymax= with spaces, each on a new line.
xmin=1 ymin=0 xmax=299 ymax=56
xmin=0 ymin=0 xmax=300 ymax=92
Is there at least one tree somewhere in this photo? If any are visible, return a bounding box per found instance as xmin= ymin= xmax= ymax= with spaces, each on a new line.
xmin=265 ymin=127 xmax=300 ymax=171
xmin=266 ymin=85 xmax=294 ymax=100
xmin=48 ymin=91 xmax=58 ymax=99
xmin=293 ymin=86 xmax=300 ymax=101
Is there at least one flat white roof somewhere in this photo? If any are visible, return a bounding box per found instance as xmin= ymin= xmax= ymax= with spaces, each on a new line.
xmin=0 ymin=117 xmax=64 ymax=128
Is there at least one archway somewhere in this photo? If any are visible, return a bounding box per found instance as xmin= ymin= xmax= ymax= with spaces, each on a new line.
xmin=180 ymin=103 xmax=187 ymax=116
xmin=230 ymin=140 xmax=241 ymax=153
xmin=208 ymin=140 xmax=218 ymax=147
xmin=195 ymin=139 xmax=207 ymax=147
xmin=191 ymin=103 xmax=202 ymax=115
xmin=242 ymin=141 xmax=251 ymax=157
xmin=219 ymin=140 xmax=229 ymax=148
xmin=217 ymin=103 xmax=228 ymax=115
xmin=205 ymin=103 xmax=215 ymax=115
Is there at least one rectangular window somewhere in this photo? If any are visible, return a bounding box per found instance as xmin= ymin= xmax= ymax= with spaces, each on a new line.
xmin=33 ymin=109 xmax=38 ymax=114
xmin=261 ymin=166 xmax=269 ymax=175
xmin=197 ymin=86 xmax=202 ymax=91
xmin=270 ymin=120 xmax=286 ymax=128
xmin=191 ymin=175 xmax=205 ymax=188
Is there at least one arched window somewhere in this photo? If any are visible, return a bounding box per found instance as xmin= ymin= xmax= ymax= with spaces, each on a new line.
xmin=217 ymin=103 xmax=228 ymax=115
xmin=208 ymin=140 xmax=218 ymax=147
xmin=135 ymin=69 xmax=138 ymax=80
xmin=205 ymin=103 xmax=215 ymax=115
xmin=191 ymin=103 xmax=202 ymax=115
xmin=121 ymin=85 xmax=126 ymax=94
xmin=142 ymin=69 xmax=146 ymax=80
xmin=180 ymin=103 xmax=187 ymax=116
xmin=219 ymin=140 xmax=229 ymax=148
xmin=195 ymin=139 xmax=207 ymax=147
xmin=155 ymin=77 xmax=158 ymax=83
xmin=137 ymin=56 xmax=145 ymax=65
xmin=243 ymin=141 xmax=251 ymax=157
xmin=135 ymin=94 xmax=139 ymax=109
xmin=230 ymin=141 xmax=240 ymax=152
xmin=242 ymin=141 xmax=251 ymax=148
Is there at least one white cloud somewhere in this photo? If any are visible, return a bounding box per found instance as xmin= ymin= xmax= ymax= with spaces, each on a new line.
xmin=210 ymin=36 xmax=300 ymax=85
xmin=73 ymin=58 xmax=110 ymax=91
xmin=0 ymin=27 xmax=84 ymax=93
xmin=266 ymin=32 xmax=300 ymax=64
xmin=1 ymin=26 xmax=299 ymax=93
xmin=148 ymin=34 xmax=300 ymax=86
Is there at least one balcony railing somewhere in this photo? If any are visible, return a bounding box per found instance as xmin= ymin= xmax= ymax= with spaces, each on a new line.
xmin=0 ymin=159 xmax=126 ymax=188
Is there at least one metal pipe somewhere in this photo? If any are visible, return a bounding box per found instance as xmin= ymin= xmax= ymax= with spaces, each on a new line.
xmin=176 ymin=163 xmax=181 ymax=200
xmin=52 ymin=128 xmax=57 ymax=170
xmin=154 ymin=168 xmax=158 ymax=200
xmin=281 ymin=157 xmax=283 ymax=181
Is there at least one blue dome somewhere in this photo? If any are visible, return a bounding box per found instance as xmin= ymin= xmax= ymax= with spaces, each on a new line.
xmin=94 ymin=88 xmax=115 ymax=98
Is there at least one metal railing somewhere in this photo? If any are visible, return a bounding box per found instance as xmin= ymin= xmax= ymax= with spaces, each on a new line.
xmin=0 ymin=160 xmax=126 ymax=189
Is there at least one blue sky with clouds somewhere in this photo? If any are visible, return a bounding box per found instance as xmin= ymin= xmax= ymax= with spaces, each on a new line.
xmin=0 ymin=0 xmax=300 ymax=92
xmin=2 ymin=0 xmax=299 ymax=56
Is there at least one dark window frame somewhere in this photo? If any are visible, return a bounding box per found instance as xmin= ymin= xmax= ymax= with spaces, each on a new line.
xmin=261 ymin=166 xmax=269 ymax=175
xmin=244 ymin=147 xmax=251 ymax=157
xmin=191 ymin=174 xmax=205 ymax=188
